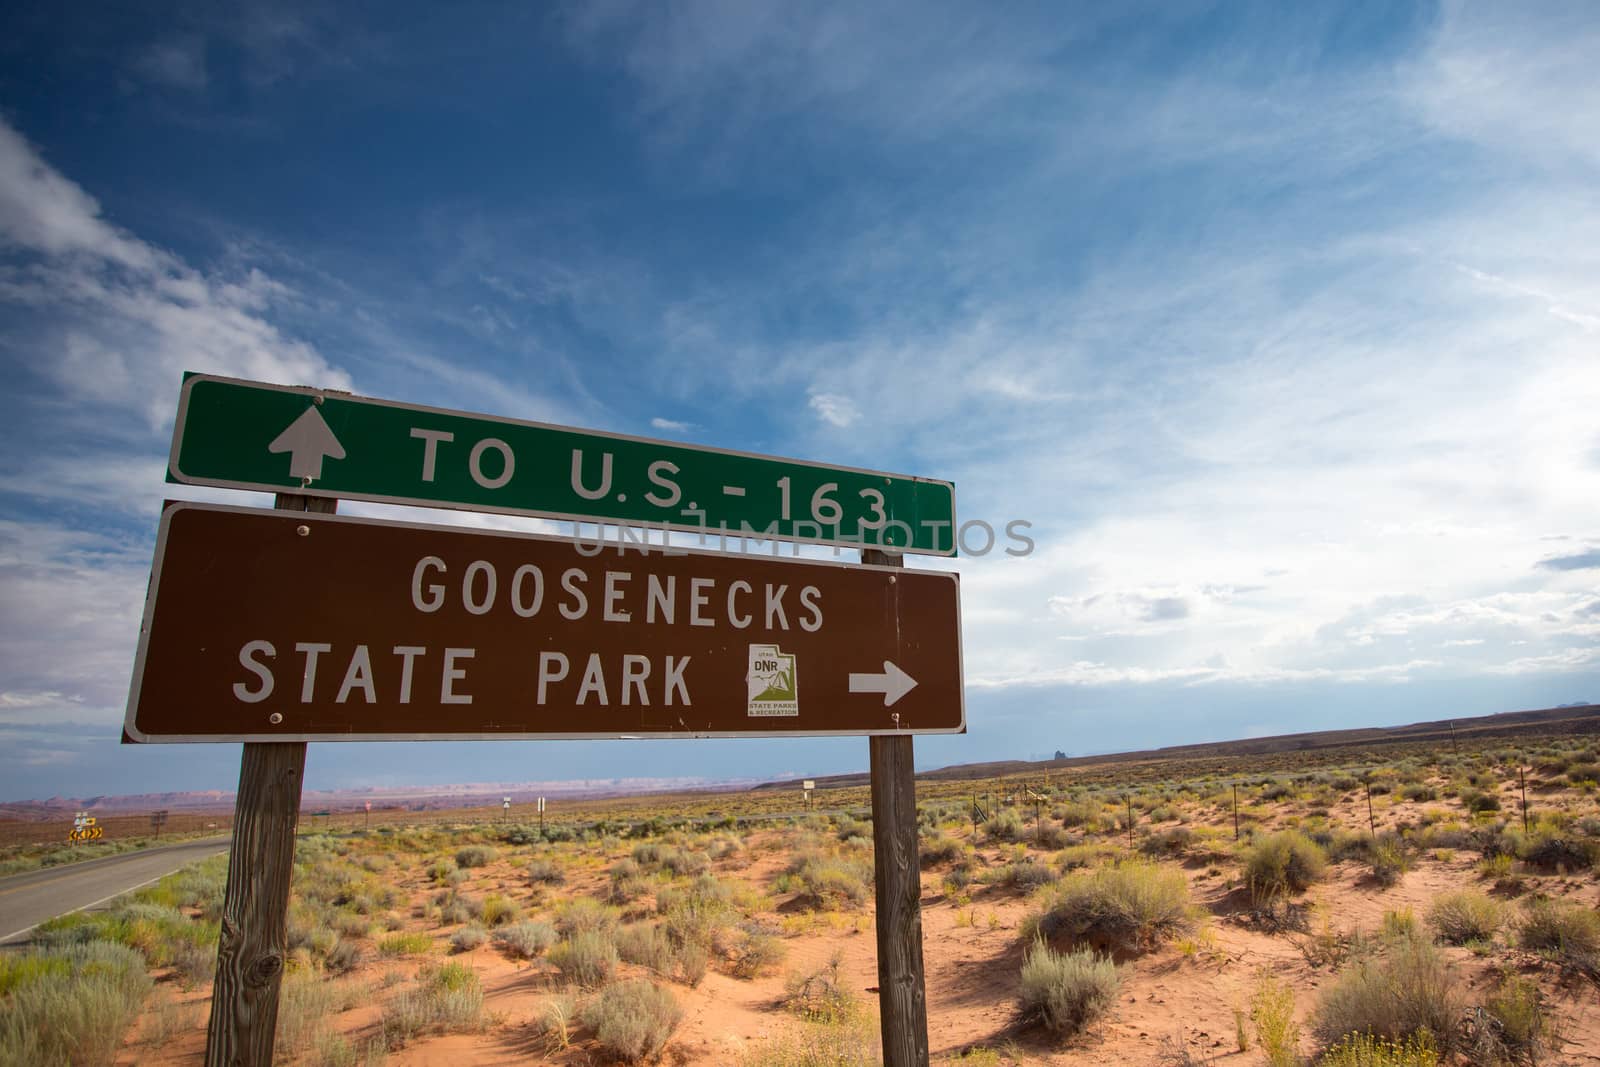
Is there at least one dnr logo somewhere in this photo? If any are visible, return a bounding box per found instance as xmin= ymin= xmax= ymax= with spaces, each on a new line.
xmin=747 ymin=644 xmax=799 ymax=717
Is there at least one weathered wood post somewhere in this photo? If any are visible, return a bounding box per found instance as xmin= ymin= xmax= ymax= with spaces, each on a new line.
xmin=205 ymin=493 xmax=331 ymax=1067
xmin=864 ymin=547 xmax=928 ymax=1067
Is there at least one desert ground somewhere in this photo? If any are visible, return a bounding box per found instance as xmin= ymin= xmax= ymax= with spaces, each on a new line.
xmin=5 ymin=732 xmax=1600 ymax=1066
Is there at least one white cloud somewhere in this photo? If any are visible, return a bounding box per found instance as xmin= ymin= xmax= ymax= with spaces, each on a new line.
xmin=807 ymin=392 xmax=859 ymax=428
xmin=650 ymin=416 xmax=692 ymax=433
xmin=0 ymin=117 xmax=351 ymax=427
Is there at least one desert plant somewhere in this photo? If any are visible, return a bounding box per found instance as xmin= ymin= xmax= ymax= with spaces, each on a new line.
xmin=449 ymin=924 xmax=488 ymax=953
xmin=784 ymin=952 xmax=859 ymax=1024
xmin=527 ymin=858 xmax=566 ymax=885
xmin=1425 ymin=891 xmax=1504 ymax=946
xmin=494 ymin=920 xmax=557 ymax=960
xmin=378 ymin=931 xmax=434 ymax=957
xmin=730 ymin=926 xmax=786 ymax=979
xmin=1017 ymin=938 xmax=1120 ymax=1038
xmin=1250 ymin=973 xmax=1300 ymax=1067
xmin=1517 ymin=898 xmax=1600 ymax=974
xmin=581 ymin=979 xmax=683 ymax=1063
xmin=1319 ymin=1031 xmax=1439 ymax=1066
xmin=0 ymin=941 xmax=152 ymax=1067
xmin=1244 ymin=831 xmax=1326 ymax=902
xmin=1459 ymin=972 xmax=1549 ymax=1065
xmin=381 ymin=960 xmax=485 ymax=1046
xmin=549 ymin=929 xmax=619 ymax=987
xmin=480 ymin=893 xmax=520 ymax=927
xmin=454 ymin=845 xmax=497 ymax=868
xmin=1313 ymin=935 xmax=1462 ymax=1053
xmin=985 ymin=809 xmax=1025 ymax=842
xmin=1026 ymin=861 xmax=1192 ymax=951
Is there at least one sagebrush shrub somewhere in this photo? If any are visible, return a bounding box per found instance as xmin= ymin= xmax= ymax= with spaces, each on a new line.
xmin=582 ymin=979 xmax=683 ymax=1063
xmin=1017 ymin=938 xmax=1119 ymax=1038
xmin=1313 ymin=935 xmax=1462 ymax=1053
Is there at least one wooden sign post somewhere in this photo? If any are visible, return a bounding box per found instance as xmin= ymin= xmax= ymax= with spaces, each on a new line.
xmin=206 ymin=493 xmax=331 ymax=1067
xmin=864 ymin=548 xmax=929 ymax=1067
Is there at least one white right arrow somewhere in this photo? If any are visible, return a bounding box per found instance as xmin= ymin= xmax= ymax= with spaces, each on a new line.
xmin=849 ymin=661 xmax=918 ymax=707
xmin=268 ymin=405 xmax=346 ymax=481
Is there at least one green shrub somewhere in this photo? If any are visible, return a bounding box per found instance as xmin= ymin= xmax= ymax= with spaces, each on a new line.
xmin=549 ymin=930 xmax=619 ymax=988
xmin=454 ymin=845 xmax=498 ymax=868
xmin=1017 ymin=938 xmax=1119 ymax=1038
xmin=581 ymin=979 xmax=682 ymax=1064
xmin=1244 ymin=831 xmax=1327 ymax=902
xmin=1313 ymin=935 xmax=1462 ymax=1053
xmin=1026 ymin=861 xmax=1191 ymax=952
xmin=1251 ymin=974 xmax=1300 ymax=1067
xmin=1425 ymin=891 xmax=1504 ymax=946
xmin=494 ymin=920 xmax=557 ymax=960
xmin=1368 ymin=837 xmax=1410 ymax=888
xmin=0 ymin=942 xmax=151 ymax=1067
xmin=616 ymin=923 xmax=678 ymax=975
xmin=480 ymin=893 xmax=520 ymax=927
xmin=378 ymin=932 xmax=434 ymax=957
xmin=381 ymin=960 xmax=485 ymax=1046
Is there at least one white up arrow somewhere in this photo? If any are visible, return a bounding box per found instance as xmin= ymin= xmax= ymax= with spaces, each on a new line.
xmin=268 ymin=405 xmax=346 ymax=481
xmin=848 ymin=661 xmax=918 ymax=707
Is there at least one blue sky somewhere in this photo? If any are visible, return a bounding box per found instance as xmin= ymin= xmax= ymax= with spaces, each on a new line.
xmin=1 ymin=2 xmax=1597 ymax=801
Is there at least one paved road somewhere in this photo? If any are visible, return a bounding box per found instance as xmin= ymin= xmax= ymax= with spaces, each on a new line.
xmin=0 ymin=837 xmax=230 ymax=944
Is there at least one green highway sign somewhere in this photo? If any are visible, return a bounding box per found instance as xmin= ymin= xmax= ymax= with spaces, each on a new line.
xmin=168 ymin=374 xmax=958 ymax=555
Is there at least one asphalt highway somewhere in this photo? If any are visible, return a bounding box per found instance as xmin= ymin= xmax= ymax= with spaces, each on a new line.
xmin=0 ymin=836 xmax=230 ymax=944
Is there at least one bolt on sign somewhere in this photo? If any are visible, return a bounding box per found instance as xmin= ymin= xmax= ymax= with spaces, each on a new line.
xmin=124 ymin=503 xmax=964 ymax=742
xmin=167 ymin=374 xmax=957 ymax=556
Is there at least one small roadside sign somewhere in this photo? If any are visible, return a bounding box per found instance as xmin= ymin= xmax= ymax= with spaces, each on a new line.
xmin=124 ymin=503 xmax=964 ymax=742
xmin=802 ymin=779 xmax=816 ymax=790
xmin=169 ymin=374 xmax=957 ymax=555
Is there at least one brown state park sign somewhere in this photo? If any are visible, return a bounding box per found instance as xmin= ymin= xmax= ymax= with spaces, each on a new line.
xmin=124 ymin=503 xmax=964 ymax=742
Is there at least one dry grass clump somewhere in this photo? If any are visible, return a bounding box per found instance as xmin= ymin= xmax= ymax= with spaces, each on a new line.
xmin=729 ymin=925 xmax=787 ymax=979
xmin=549 ymin=929 xmax=620 ymax=988
xmin=0 ymin=941 xmax=152 ymax=1067
xmin=1463 ymin=972 xmax=1552 ymax=1066
xmin=781 ymin=851 xmax=873 ymax=910
xmin=381 ymin=960 xmax=486 ymax=1046
xmin=453 ymin=844 xmax=498 ymax=868
xmin=1425 ymin=891 xmax=1505 ymax=946
xmin=494 ymin=920 xmax=557 ymax=960
xmin=1025 ymin=860 xmax=1192 ymax=952
xmin=784 ymin=952 xmax=860 ymax=1025
xmin=741 ymin=1020 xmax=880 ymax=1067
xmin=1017 ymin=938 xmax=1120 ymax=1038
xmin=918 ymin=831 xmax=964 ymax=867
xmin=1516 ymin=898 xmax=1600 ymax=974
xmin=527 ymin=857 xmax=566 ymax=885
xmin=1313 ymin=935 xmax=1462 ymax=1054
xmin=378 ymin=931 xmax=434 ymax=957
xmin=1244 ymin=831 xmax=1327 ymax=902
xmin=581 ymin=979 xmax=683 ymax=1064
xmin=449 ymin=923 xmax=489 ymax=953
